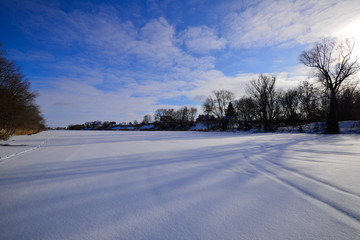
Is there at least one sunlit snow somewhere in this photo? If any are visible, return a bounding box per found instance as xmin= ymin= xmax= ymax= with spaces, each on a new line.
xmin=1 ymin=131 xmax=360 ymax=239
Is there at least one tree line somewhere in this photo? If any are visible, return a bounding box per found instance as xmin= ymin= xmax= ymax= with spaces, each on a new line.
xmin=141 ymin=106 xmax=198 ymax=130
xmin=202 ymin=38 xmax=360 ymax=133
xmin=142 ymin=38 xmax=359 ymax=134
xmin=0 ymin=44 xmax=45 ymax=140
xmin=4 ymin=37 xmax=354 ymax=136
xmin=202 ymin=77 xmax=360 ymax=132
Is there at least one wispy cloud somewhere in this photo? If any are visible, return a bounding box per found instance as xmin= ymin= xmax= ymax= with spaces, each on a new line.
xmin=3 ymin=0 xmax=359 ymax=126
xmin=7 ymin=49 xmax=55 ymax=61
xmin=180 ymin=25 xmax=227 ymax=54
xmin=223 ymin=0 xmax=360 ymax=48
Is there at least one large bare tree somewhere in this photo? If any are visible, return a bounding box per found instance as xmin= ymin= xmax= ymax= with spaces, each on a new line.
xmin=299 ymin=38 xmax=359 ymax=134
xmin=248 ymin=74 xmax=279 ymax=131
xmin=203 ymin=90 xmax=234 ymax=130
xmin=234 ymin=97 xmax=256 ymax=130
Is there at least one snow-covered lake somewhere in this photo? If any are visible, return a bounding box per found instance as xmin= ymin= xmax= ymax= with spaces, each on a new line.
xmin=1 ymin=130 xmax=360 ymax=239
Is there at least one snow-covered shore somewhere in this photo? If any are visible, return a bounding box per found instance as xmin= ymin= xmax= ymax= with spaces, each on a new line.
xmin=1 ymin=131 xmax=360 ymax=239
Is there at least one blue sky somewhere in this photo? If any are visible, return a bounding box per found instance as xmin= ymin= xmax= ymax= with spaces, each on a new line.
xmin=1 ymin=0 xmax=360 ymax=127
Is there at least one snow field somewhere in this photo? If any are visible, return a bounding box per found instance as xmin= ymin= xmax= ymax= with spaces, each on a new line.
xmin=1 ymin=131 xmax=360 ymax=239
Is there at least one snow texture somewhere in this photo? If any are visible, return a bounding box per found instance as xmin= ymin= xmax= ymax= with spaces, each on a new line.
xmin=1 ymin=131 xmax=360 ymax=239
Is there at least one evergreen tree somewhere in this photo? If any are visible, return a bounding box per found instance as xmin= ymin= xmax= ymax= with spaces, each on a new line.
xmin=226 ymin=102 xmax=236 ymax=130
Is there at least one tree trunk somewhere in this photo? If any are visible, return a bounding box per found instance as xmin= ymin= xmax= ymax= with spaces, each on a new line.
xmin=325 ymin=92 xmax=339 ymax=134
xmin=222 ymin=117 xmax=228 ymax=131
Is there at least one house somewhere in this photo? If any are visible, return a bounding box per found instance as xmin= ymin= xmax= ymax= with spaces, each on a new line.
xmin=195 ymin=114 xmax=221 ymax=130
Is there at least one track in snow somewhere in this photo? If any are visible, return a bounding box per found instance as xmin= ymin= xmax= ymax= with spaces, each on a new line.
xmin=1 ymin=131 xmax=360 ymax=239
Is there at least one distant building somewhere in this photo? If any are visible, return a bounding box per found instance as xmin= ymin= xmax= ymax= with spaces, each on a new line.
xmin=196 ymin=114 xmax=221 ymax=130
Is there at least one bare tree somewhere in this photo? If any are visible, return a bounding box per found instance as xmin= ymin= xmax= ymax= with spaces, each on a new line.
xmin=154 ymin=109 xmax=166 ymax=122
xmin=0 ymin=44 xmax=45 ymax=140
xmin=297 ymin=81 xmax=324 ymax=122
xmin=154 ymin=108 xmax=177 ymax=122
xmin=248 ymin=74 xmax=279 ymax=131
xmin=337 ymin=86 xmax=360 ymax=121
xmin=234 ymin=97 xmax=256 ymax=130
xmin=176 ymin=106 xmax=189 ymax=126
xmin=189 ymin=107 xmax=197 ymax=122
xmin=142 ymin=114 xmax=152 ymax=124
xmin=299 ymin=38 xmax=359 ymax=133
xmin=203 ymin=90 xmax=234 ymax=130
xmin=279 ymin=88 xmax=300 ymax=125
xmin=202 ymin=97 xmax=214 ymax=115
xmin=202 ymin=98 xmax=215 ymax=130
xmin=175 ymin=106 xmax=197 ymax=124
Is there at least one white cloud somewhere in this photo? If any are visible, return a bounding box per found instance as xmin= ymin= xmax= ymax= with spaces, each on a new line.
xmin=182 ymin=66 xmax=307 ymax=103
xmin=9 ymin=0 xmax=349 ymax=126
xmin=139 ymin=17 xmax=173 ymax=45
xmin=223 ymin=0 xmax=360 ymax=48
xmin=38 ymin=79 xmax=158 ymax=127
xmin=36 ymin=58 xmax=310 ymax=126
xmin=181 ymin=25 xmax=227 ymax=54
